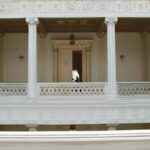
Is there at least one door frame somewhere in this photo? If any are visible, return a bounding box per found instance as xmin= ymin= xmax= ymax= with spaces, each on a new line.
xmin=52 ymin=40 xmax=93 ymax=82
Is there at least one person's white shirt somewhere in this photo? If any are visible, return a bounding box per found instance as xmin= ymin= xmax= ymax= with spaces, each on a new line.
xmin=72 ymin=70 xmax=80 ymax=82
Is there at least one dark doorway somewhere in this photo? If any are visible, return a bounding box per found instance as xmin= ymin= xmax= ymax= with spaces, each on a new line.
xmin=72 ymin=51 xmax=82 ymax=82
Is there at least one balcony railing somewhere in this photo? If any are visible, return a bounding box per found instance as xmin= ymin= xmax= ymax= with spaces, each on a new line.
xmin=0 ymin=82 xmax=150 ymax=97
xmin=0 ymin=83 xmax=27 ymax=97
xmin=37 ymin=82 xmax=108 ymax=97
xmin=118 ymin=82 xmax=150 ymax=96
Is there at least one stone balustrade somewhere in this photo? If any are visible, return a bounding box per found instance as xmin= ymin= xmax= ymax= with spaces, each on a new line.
xmin=37 ymin=82 xmax=108 ymax=97
xmin=0 ymin=83 xmax=27 ymax=97
xmin=0 ymin=82 xmax=150 ymax=97
xmin=118 ymin=82 xmax=150 ymax=96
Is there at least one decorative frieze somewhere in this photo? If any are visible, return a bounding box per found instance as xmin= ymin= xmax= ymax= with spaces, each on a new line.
xmin=0 ymin=0 xmax=150 ymax=17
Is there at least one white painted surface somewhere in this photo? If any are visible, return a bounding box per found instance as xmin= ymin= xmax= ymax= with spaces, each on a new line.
xmin=105 ymin=17 xmax=118 ymax=96
xmin=0 ymin=131 xmax=150 ymax=150
xmin=2 ymin=32 xmax=144 ymax=83
xmin=0 ymin=96 xmax=149 ymax=125
xmin=26 ymin=18 xmax=39 ymax=97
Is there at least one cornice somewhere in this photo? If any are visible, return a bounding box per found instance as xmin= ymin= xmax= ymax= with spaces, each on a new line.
xmin=0 ymin=0 xmax=150 ymax=18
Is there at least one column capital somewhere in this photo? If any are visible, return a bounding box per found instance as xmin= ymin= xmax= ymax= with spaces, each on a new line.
xmin=26 ymin=17 xmax=39 ymax=25
xmin=105 ymin=17 xmax=118 ymax=25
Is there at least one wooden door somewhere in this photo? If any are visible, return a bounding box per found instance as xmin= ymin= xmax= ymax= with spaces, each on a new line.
xmin=58 ymin=49 xmax=72 ymax=82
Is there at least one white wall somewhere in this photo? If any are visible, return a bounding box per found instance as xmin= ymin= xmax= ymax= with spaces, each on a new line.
xmin=3 ymin=34 xmax=28 ymax=83
xmin=0 ymin=36 xmax=3 ymax=81
xmin=92 ymin=33 xmax=107 ymax=82
xmin=2 ymin=32 xmax=144 ymax=83
xmin=116 ymin=33 xmax=142 ymax=82
xmin=147 ymin=34 xmax=150 ymax=81
xmin=37 ymin=36 xmax=47 ymax=82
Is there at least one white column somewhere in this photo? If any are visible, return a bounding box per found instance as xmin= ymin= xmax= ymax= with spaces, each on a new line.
xmin=105 ymin=17 xmax=118 ymax=97
xmin=26 ymin=18 xmax=39 ymax=98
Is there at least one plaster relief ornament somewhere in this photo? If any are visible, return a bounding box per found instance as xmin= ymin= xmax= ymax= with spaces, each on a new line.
xmin=84 ymin=1 xmax=92 ymax=10
xmin=35 ymin=2 xmax=45 ymax=13
xmin=52 ymin=0 xmax=62 ymax=12
xmin=0 ymin=3 xmax=5 ymax=12
xmin=20 ymin=2 xmax=28 ymax=12
xmin=99 ymin=2 xmax=107 ymax=12
xmin=68 ymin=0 xmax=77 ymax=11
xmin=0 ymin=0 xmax=150 ymax=14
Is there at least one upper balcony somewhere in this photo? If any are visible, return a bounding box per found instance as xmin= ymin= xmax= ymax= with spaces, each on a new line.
xmin=0 ymin=17 xmax=150 ymax=127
